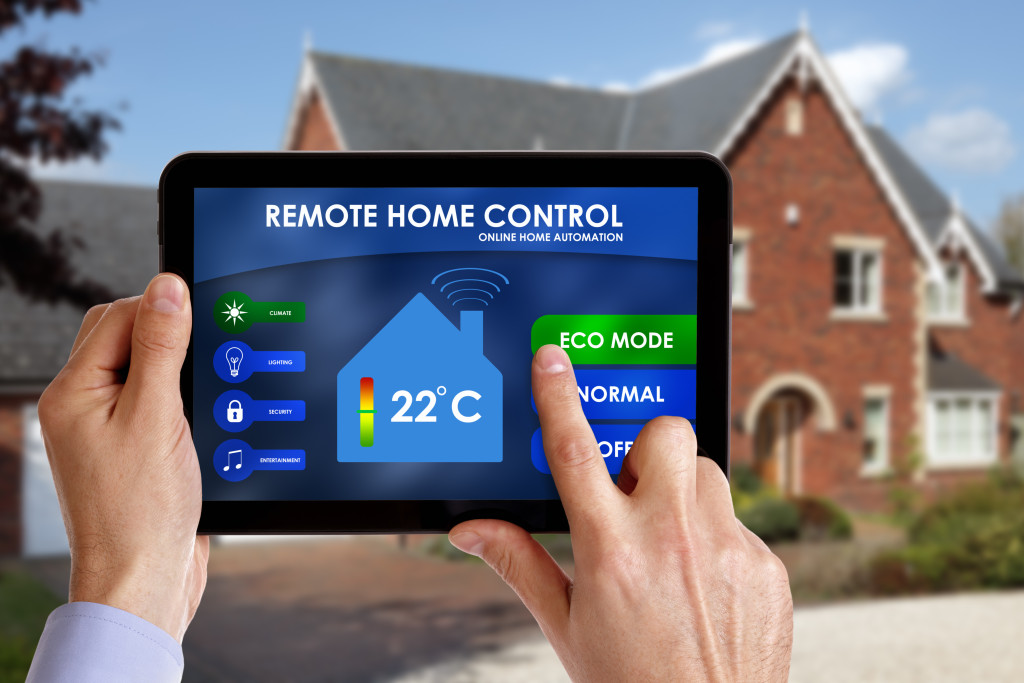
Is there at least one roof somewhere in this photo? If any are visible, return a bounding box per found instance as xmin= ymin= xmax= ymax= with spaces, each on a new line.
xmin=868 ymin=125 xmax=1024 ymax=291
xmin=0 ymin=180 xmax=156 ymax=389
xmin=297 ymin=32 xmax=945 ymax=278
xmin=306 ymin=34 xmax=801 ymax=153
xmin=928 ymin=351 xmax=1001 ymax=392
xmin=627 ymin=33 xmax=800 ymax=150
xmin=309 ymin=52 xmax=627 ymax=150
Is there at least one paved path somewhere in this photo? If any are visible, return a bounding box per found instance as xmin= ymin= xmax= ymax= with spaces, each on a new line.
xmin=181 ymin=538 xmax=539 ymax=682
xmin=22 ymin=541 xmax=1024 ymax=681
xmin=394 ymin=591 xmax=1024 ymax=682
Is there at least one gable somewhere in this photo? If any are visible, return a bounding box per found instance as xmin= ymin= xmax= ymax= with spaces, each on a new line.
xmin=292 ymin=90 xmax=341 ymax=150
xmin=871 ymin=125 xmax=1024 ymax=293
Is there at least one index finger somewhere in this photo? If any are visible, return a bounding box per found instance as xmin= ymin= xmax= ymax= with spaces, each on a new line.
xmin=532 ymin=345 xmax=622 ymax=529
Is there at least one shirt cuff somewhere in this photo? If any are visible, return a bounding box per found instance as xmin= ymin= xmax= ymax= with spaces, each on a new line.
xmin=27 ymin=602 xmax=184 ymax=683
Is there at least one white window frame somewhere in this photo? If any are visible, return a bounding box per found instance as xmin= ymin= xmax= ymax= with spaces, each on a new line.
xmin=927 ymin=261 xmax=967 ymax=324
xmin=926 ymin=391 xmax=1001 ymax=468
xmin=732 ymin=230 xmax=753 ymax=310
xmin=832 ymin=246 xmax=883 ymax=317
xmin=861 ymin=391 xmax=891 ymax=476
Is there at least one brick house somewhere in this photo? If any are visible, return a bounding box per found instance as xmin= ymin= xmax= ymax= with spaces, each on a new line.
xmin=1 ymin=27 xmax=1021 ymax=555
xmin=282 ymin=28 xmax=1024 ymax=511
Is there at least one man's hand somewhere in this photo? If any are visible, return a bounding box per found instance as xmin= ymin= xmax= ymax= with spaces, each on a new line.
xmin=38 ymin=273 xmax=208 ymax=643
xmin=449 ymin=345 xmax=793 ymax=681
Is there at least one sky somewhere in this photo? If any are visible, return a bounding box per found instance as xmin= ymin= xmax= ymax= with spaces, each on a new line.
xmin=4 ymin=0 xmax=1021 ymax=229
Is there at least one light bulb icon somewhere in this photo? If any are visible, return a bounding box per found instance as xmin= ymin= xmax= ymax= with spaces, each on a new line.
xmin=226 ymin=346 xmax=244 ymax=378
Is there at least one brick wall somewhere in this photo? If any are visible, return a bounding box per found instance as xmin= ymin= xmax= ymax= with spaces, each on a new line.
xmin=0 ymin=398 xmax=24 ymax=556
xmin=726 ymin=78 xmax=922 ymax=512
xmin=291 ymin=91 xmax=342 ymax=150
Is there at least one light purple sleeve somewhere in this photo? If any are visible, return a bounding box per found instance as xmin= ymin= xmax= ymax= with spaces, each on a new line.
xmin=27 ymin=602 xmax=184 ymax=683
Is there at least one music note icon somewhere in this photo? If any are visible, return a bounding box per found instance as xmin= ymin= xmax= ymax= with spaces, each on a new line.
xmin=223 ymin=449 xmax=243 ymax=472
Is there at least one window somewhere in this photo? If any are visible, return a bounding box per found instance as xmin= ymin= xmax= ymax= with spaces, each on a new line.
xmin=862 ymin=396 xmax=890 ymax=474
xmin=834 ymin=248 xmax=881 ymax=313
xmin=928 ymin=394 xmax=999 ymax=466
xmin=785 ymin=98 xmax=804 ymax=136
xmin=732 ymin=240 xmax=749 ymax=305
xmin=927 ymin=262 xmax=965 ymax=320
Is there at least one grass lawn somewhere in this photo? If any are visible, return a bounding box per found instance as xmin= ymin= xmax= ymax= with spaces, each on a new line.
xmin=0 ymin=569 xmax=62 ymax=683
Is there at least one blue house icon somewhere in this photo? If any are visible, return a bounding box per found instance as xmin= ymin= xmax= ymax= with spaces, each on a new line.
xmin=337 ymin=293 xmax=503 ymax=462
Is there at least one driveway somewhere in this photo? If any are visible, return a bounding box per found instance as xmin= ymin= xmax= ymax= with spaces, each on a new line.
xmin=182 ymin=537 xmax=539 ymax=682
xmin=24 ymin=540 xmax=1024 ymax=681
xmin=395 ymin=591 xmax=1024 ymax=682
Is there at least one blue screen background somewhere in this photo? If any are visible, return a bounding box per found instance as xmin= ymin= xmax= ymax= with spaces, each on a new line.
xmin=195 ymin=188 xmax=698 ymax=501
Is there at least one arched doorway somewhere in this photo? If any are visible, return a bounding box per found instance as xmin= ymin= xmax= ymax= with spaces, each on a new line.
xmin=745 ymin=373 xmax=838 ymax=496
xmin=753 ymin=391 xmax=810 ymax=495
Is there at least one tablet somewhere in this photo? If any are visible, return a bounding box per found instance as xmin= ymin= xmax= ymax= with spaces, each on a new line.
xmin=159 ymin=152 xmax=731 ymax=534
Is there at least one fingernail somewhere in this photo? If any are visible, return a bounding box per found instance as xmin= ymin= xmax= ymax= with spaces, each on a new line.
xmin=449 ymin=531 xmax=485 ymax=557
xmin=148 ymin=275 xmax=185 ymax=313
xmin=536 ymin=344 xmax=570 ymax=374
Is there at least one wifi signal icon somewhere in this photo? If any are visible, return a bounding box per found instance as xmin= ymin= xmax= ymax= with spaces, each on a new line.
xmin=431 ymin=267 xmax=510 ymax=309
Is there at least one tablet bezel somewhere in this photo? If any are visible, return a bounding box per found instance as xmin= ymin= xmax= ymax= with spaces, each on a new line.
xmin=159 ymin=151 xmax=732 ymax=534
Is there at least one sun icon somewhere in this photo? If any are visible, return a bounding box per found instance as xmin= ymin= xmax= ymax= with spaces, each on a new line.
xmin=222 ymin=299 xmax=247 ymax=327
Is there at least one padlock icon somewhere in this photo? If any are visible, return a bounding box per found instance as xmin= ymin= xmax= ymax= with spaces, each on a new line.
xmin=227 ymin=399 xmax=244 ymax=423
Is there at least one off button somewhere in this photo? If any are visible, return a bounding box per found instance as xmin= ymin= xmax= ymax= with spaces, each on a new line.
xmin=530 ymin=314 xmax=695 ymax=365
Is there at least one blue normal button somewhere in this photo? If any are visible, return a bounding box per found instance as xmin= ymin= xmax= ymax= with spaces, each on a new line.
xmin=532 ymin=369 xmax=695 ymax=421
xmin=531 ymin=425 xmax=643 ymax=476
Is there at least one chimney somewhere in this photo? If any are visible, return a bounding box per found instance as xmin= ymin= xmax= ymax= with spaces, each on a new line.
xmin=460 ymin=310 xmax=484 ymax=354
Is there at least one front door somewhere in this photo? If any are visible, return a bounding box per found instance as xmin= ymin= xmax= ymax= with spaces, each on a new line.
xmin=754 ymin=397 xmax=803 ymax=495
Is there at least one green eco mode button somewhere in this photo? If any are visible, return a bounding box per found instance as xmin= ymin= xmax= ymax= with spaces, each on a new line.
xmin=531 ymin=314 xmax=695 ymax=365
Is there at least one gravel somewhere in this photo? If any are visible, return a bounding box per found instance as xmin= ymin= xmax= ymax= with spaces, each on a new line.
xmin=393 ymin=591 xmax=1024 ymax=682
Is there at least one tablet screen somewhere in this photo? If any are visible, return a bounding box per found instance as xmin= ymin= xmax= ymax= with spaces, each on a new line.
xmin=194 ymin=187 xmax=697 ymax=501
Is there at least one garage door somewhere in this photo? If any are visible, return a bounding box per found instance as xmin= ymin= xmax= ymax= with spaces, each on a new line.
xmin=21 ymin=403 xmax=69 ymax=557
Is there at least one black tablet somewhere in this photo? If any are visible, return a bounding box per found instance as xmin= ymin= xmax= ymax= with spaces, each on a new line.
xmin=159 ymin=152 xmax=731 ymax=534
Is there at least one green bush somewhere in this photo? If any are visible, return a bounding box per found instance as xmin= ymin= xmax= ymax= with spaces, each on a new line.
xmin=869 ymin=470 xmax=1024 ymax=593
xmin=736 ymin=496 xmax=800 ymax=543
xmin=0 ymin=570 xmax=62 ymax=683
xmin=791 ymin=496 xmax=853 ymax=541
xmin=730 ymin=463 xmax=763 ymax=496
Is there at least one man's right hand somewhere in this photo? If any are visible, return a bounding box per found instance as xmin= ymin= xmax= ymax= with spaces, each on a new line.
xmin=449 ymin=344 xmax=793 ymax=681
xmin=38 ymin=274 xmax=208 ymax=643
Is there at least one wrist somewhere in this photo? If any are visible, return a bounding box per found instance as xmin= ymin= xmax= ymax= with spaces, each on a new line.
xmin=69 ymin=549 xmax=193 ymax=642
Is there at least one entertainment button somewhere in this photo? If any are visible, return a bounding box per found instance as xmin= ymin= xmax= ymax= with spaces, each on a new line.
xmin=214 ymin=439 xmax=306 ymax=482
xmin=531 ymin=425 xmax=643 ymax=476
xmin=532 ymin=369 xmax=695 ymax=421
xmin=530 ymin=314 xmax=695 ymax=365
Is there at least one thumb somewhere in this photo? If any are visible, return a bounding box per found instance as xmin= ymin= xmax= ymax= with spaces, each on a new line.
xmin=121 ymin=274 xmax=192 ymax=411
xmin=449 ymin=519 xmax=572 ymax=637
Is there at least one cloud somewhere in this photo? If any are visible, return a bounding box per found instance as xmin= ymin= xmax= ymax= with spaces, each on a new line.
xmin=904 ymin=108 xmax=1016 ymax=173
xmin=636 ymin=37 xmax=763 ymax=90
xmin=600 ymin=81 xmax=631 ymax=94
xmin=694 ymin=21 xmax=734 ymax=41
xmin=827 ymin=43 xmax=911 ymax=112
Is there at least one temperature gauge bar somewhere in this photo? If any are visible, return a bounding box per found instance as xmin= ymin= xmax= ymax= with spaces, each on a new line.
xmin=359 ymin=377 xmax=375 ymax=447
